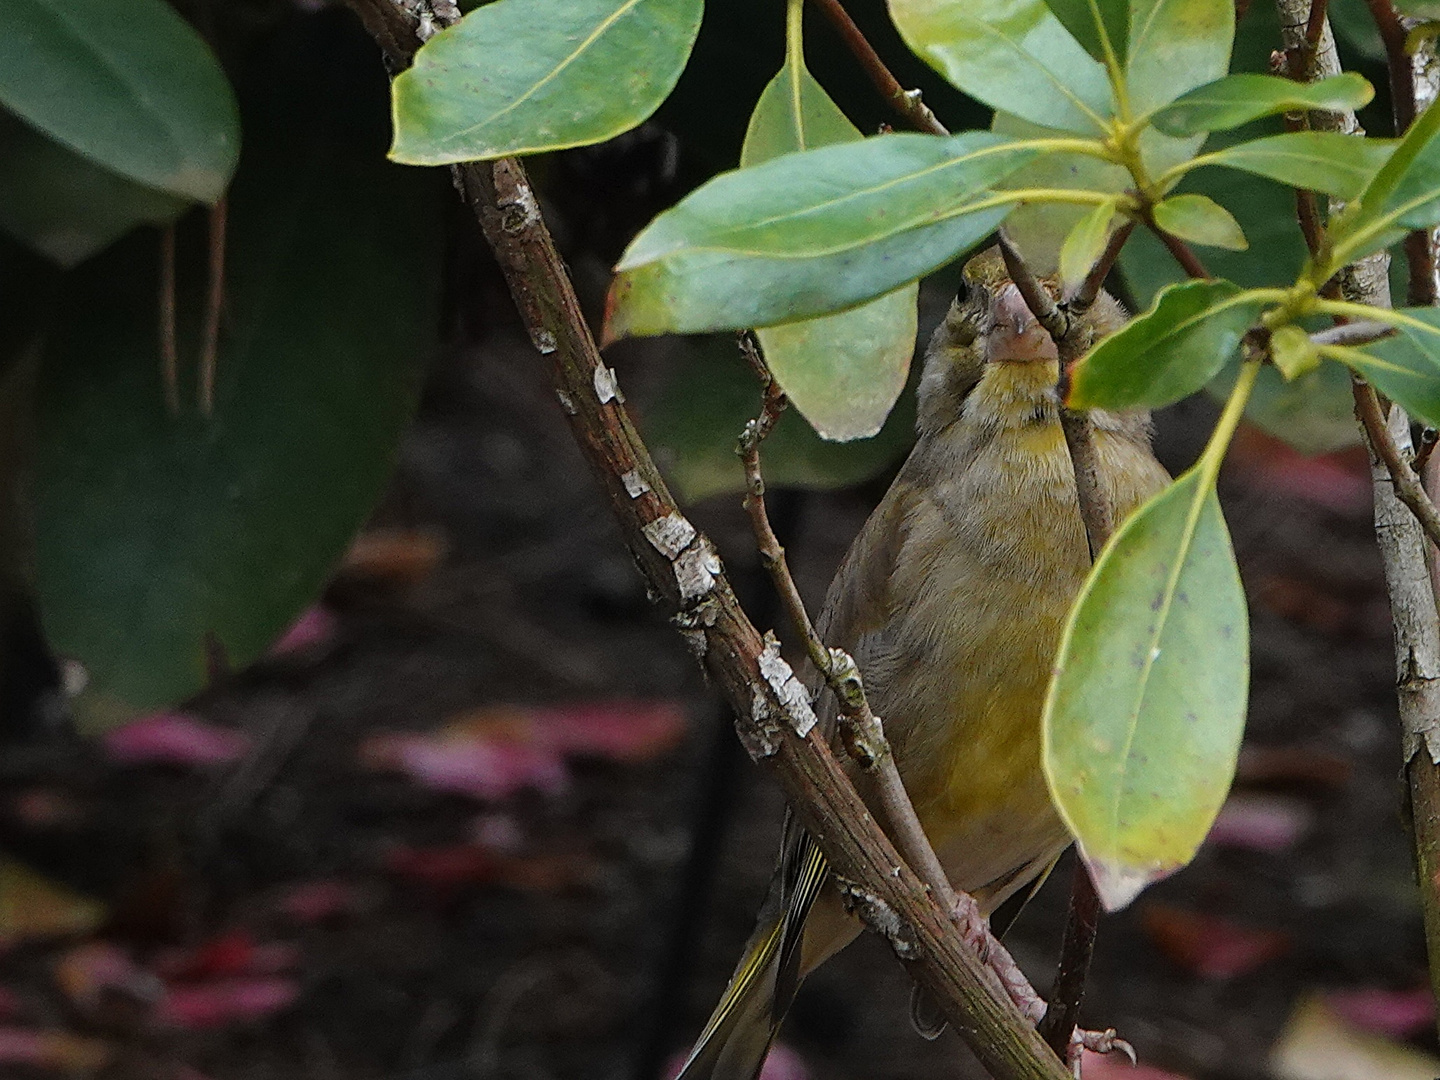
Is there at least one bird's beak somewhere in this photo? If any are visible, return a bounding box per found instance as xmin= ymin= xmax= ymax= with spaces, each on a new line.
xmin=984 ymin=283 xmax=1059 ymax=365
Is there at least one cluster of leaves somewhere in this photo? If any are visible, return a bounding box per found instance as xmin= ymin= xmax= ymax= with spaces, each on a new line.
xmin=387 ymin=0 xmax=1440 ymax=909
xmin=0 ymin=3 xmax=441 ymax=728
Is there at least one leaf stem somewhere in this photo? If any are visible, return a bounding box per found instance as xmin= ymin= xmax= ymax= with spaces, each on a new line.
xmin=1198 ymin=358 xmax=1261 ymax=481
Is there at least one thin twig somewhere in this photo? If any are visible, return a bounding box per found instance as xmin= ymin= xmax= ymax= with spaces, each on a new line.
xmin=734 ymin=334 xmax=959 ymax=915
xmin=807 ymin=0 xmax=948 ymax=135
xmin=198 ymin=196 xmax=227 ymax=416
xmin=1067 ymin=220 xmax=1135 ymax=314
xmin=1144 ymin=213 xmax=1212 ymax=279
xmin=158 ymin=225 xmax=180 ymax=416
xmin=1354 ymin=379 xmax=1440 ymax=567
xmin=1309 ymin=319 xmax=1395 ymax=347
xmin=1415 ymin=427 xmax=1439 ymax=474
xmin=1305 ymin=0 xmax=1331 ymax=48
xmin=1038 ymin=864 xmax=1101 ymax=1056
xmin=344 ymin=4 xmax=1075 ymax=1076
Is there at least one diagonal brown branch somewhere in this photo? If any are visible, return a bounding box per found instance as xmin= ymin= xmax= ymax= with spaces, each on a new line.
xmin=343 ymin=2 xmax=1074 ymax=1076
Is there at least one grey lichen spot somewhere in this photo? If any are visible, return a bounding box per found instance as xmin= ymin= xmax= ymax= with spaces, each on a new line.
xmin=679 ymin=627 xmax=707 ymax=660
xmin=555 ymin=389 xmax=578 ymax=415
xmin=497 ymin=178 xmax=541 ymax=234
xmin=837 ymin=879 xmax=918 ymax=960
xmin=593 ymin=364 xmax=622 ymax=405
xmin=530 ymin=328 xmax=557 ymax=355
xmin=674 ymin=539 xmax=721 ymax=601
xmin=643 ymin=513 xmax=697 ymax=560
xmin=758 ymin=631 xmax=817 ymax=737
xmin=621 ymin=469 xmax=651 ymax=499
xmin=741 ymin=688 xmax=784 ymax=758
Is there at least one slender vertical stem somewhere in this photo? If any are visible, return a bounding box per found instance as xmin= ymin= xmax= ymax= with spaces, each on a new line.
xmin=1038 ymin=865 xmax=1101 ymax=1055
xmin=159 ymin=225 xmax=179 ymax=416
xmin=199 ymin=197 xmax=227 ymax=416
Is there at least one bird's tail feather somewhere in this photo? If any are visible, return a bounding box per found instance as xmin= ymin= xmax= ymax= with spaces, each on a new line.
xmin=675 ymin=837 xmax=828 ymax=1080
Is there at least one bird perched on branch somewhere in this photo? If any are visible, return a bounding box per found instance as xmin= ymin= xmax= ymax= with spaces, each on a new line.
xmin=675 ymin=248 xmax=1170 ymax=1080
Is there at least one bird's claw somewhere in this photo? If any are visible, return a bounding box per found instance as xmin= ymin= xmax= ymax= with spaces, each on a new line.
xmin=1067 ymin=1027 xmax=1136 ymax=1078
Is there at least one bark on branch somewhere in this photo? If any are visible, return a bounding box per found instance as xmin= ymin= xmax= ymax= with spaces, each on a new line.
xmin=344 ymin=2 xmax=1073 ymax=1076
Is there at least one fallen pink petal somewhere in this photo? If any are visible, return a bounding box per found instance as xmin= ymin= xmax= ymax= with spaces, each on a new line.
xmin=1207 ymin=793 xmax=1313 ymax=853
xmin=1077 ymin=1049 xmax=1193 ymax=1080
xmin=269 ymin=604 xmax=339 ymax=656
xmin=1322 ymin=986 xmax=1436 ymax=1039
xmin=157 ymin=977 xmax=301 ymax=1029
xmin=101 ymin=714 xmax=251 ymax=768
xmin=361 ymin=732 xmax=569 ymax=801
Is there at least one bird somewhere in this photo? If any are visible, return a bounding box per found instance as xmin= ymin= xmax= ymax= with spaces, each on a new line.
xmin=674 ymin=247 xmax=1172 ymax=1080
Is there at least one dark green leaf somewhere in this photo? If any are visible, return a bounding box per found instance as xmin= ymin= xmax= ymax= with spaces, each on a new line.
xmin=1227 ymin=359 xmax=1363 ymax=454
xmin=390 ymin=0 xmax=702 ymax=164
xmin=1069 ymin=279 xmax=1272 ymax=408
xmin=1338 ymin=308 xmax=1440 ymax=427
xmin=34 ymin=17 xmax=443 ymax=729
xmin=888 ymin=0 xmax=1115 ymax=134
xmin=605 ymin=133 xmax=1038 ymax=338
xmin=1196 ymin=131 xmax=1395 ymax=200
xmin=0 ymin=0 xmax=238 ymax=202
xmin=1043 ymin=0 xmax=1129 ymax=65
xmin=1332 ymin=96 xmax=1440 ymax=261
xmin=641 ymin=336 xmax=916 ymax=502
xmin=1151 ymin=193 xmax=1247 ymax=250
xmin=1150 ymin=73 xmax=1374 ymax=137
xmin=742 ymin=62 xmax=916 ymax=441
xmin=1125 ymin=0 xmax=1235 ymax=116
xmin=0 ymin=110 xmax=187 ymax=267
xmin=1044 ymin=468 xmax=1248 ymax=911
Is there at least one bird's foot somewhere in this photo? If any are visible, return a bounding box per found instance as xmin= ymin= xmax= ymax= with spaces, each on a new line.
xmin=948 ymin=892 xmax=1046 ymax=1025
xmin=1067 ymin=1027 xmax=1136 ymax=1078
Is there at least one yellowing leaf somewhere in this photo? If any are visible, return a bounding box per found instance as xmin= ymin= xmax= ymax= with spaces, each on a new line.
xmin=0 ymin=859 xmax=106 ymax=945
xmin=1044 ymin=468 xmax=1249 ymax=911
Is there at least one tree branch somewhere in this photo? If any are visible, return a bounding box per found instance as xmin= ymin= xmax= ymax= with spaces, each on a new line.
xmin=807 ymin=0 xmax=948 ymax=136
xmin=1309 ymin=320 xmax=1395 ymax=347
xmin=343 ymin=3 xmax=1073 ymax=1076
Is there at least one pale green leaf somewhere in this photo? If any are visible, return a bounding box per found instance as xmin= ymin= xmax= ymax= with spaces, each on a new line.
xmin=888 ymin=0 xmax=1115 ymax=134
xmin=1268 ymin=324 xmax=1321 ymax=379
xmin=1338 ymin=308 xmax=1440 ymax=427
xmin=605 ymin=133 xmax=1038 ymax=339
xmin=390 ymin=0 xmax=703 ymax=164
xmin=0 ymin=0 xmax=238 ymax=202
xmin=1151 ymin=193 xmax=1247 ymax=250
xmin=1043 ymin=0 xmax=1129 ymax=65
xmin=742 ymin=55 xmax=917 ymax=441
xmin=1196 ymin=131 xmax=1396 ymax=200
xmin=1058 ymin=199 xmax=1119 ymax=290
xmin=1070 ymin=279 xmax=1272 ymax=408
xmin=1150 ymin=72 xmax=1375 ymax=136
xmin=1332 ymin=97 xmax=1440 ymax=262
xmin=1126 ymin=0 xmax=1234 ymax=115
xmin=1044 ymin=469 xmax=1248 ymax=911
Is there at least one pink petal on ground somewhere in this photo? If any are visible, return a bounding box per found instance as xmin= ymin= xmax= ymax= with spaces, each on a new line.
xmin=526 ymin=700 xmax=688 ymax=761
xmin=1207 ymin=793 xmax=1313 ymax=853
xmin=362 ymin=733 xmax=568 ymax=801
xmin=157 ymin=977 xmax=300 ymax=1029
xmin=0 ymin=1027 xmax=112 ymax=1070
xmin=273 ymin=879 xmax=367 ymax=924
xmin=1323 ymin=986 xmax=1436 ymax=1039
xmin=1142 ymin=904 xmax=1291 ymax=980
xmin=269 ymin=605 xmax=338 ymax=656
xmin=54 ymin=942 xmax=164 ymax=1011
xmin=1228 ymin=427 xmax=1373 ymax=516
xmin=153 ymin=930 xmax=298 ymax=981
xmin=1078 ymin=1049 xmax=1193 ymax=1080
xmin=102 ymin=714 xmax=250 ymax=768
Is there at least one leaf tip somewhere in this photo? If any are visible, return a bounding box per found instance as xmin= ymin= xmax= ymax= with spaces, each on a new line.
xmin=1083 ymin=854 xmax=1170 ymax=913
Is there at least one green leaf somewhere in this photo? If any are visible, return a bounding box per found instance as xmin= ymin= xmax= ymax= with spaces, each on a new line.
xmin=641 ymin=336 xmax=916 ymax=502
xmin=33 ymin=17 xmax=443 ymax=730
xmin=1069 ymin=279 xmax=1272 ymax=408
xmin=1195 ymin=131 xmax=1396 ymax=200
xmin=1151 ymin=193 xmax=1247 ymax=250
xmin=605 ymin=132 xmax=1038 ymax=339
xmin=0 ymin=0 xmax=238 ymax=202
xmin=741 ymin=43 xmax=918 ymax=441
xmin=390 ymin=0 xmax=702 ymax=164
xmin=888 ymin=0 xmax=1115 ymax=134
xmin=1044 ymin=467 xmax=1248 ymax=911
xmin=1043 ymin=0 xmax=1129 ymax=65
xmin=1150 ymin=73 xmax=1375 ymax=137
xmin=0 ymin=110 xmax=188 ymax=267
xmin=1338 ymin=308 xmax=1440 ymax=427
xmin=1268 ymin=323 xmax=1321 ymax=379
xmin=1230 ymin=359 xmax=1363 ymax=454
xmin=1332 ymin=97 xmax=1440 ymax=262
xmin=1058 ymin=198 xmax=1119 ymax=290
xmin=1125 ymin=0 xmax=1235 ymax=116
